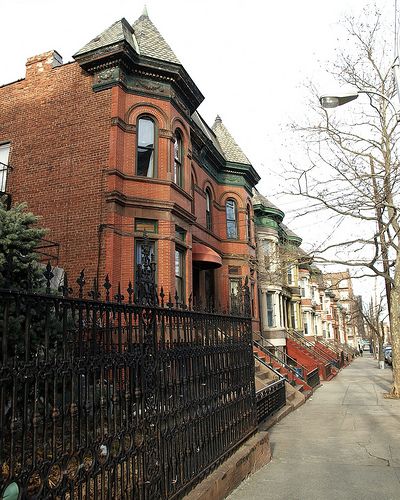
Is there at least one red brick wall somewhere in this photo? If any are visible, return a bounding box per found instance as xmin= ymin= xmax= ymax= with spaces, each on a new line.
xmin=0 ymin=55 xmax=259 ymax=325
xmin=0 ymin=54 xmax=111 ymax=286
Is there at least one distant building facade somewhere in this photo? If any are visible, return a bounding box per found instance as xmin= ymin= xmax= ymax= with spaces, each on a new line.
xmin=253 ymin=190 xmax=303 ymax=346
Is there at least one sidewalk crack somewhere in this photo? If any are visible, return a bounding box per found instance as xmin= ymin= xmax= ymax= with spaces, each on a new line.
xmin=357 ymin=442 xmax=390 ymax=466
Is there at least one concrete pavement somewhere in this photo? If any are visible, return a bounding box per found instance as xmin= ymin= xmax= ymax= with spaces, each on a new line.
xmin=228 ymin=355 xmax=400 ymax=500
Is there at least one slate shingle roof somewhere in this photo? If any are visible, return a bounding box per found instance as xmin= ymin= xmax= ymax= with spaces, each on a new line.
xmin=74 ymin=18 xmax=139 ymax=57
xmin=132 ymin=14 xmax=181 ymax=64
xmin=191 ymin=112 xmax=225 ymax=158
xmin=74 ymin=11 xmax=180 ymax=65
xmin=252 ymin=189 xmax=281 ymax=212
xmin=280 ymin=223 xmax=301 ymax=241
xmin=211 ymin=116 xmax=251 ymax=165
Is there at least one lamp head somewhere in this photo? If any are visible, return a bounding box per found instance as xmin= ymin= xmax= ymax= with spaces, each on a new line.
xmin=319 ymin=93 xmax=359 ymax=109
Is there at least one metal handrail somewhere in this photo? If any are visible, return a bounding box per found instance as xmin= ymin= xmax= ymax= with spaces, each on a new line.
xmin=287 ymin=329 xmax=334 ymax=365
xmin=254 ymin=340 xmax=306 ymax=383
xmin=316 ymin=336 xmax=341 ymax=355
xmin=257 ymin=334 xmax=309 ymax=375
xmin=330 ymin=339 xmax=357 ymax=356
xmin=253 ymin=346 xmax=285 ymax=381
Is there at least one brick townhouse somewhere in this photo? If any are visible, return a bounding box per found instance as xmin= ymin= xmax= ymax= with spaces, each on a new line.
xmin=0 ymin=9 xmax=261 ymax=325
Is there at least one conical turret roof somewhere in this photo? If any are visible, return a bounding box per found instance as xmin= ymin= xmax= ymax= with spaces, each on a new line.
xmin=212 ymin=116 xmax=251 ymax=165
xmin=75 ymin=9 xmax=181 ymax=65
xmin=74 ymin=18 xmax=139 ymax=57
xmin=132 ymin=10 xmax=181 ymax=64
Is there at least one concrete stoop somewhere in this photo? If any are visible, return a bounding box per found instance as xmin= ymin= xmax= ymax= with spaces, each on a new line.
xmin=285 ymin=381 xmax=306 ymax=410
xmin=184 ymin=431 xmax=271 ymax=500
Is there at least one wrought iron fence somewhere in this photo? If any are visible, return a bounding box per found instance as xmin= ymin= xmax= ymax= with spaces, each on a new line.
xmin=306 ymin=368 xmax=320 ymax=389
xmin=255 ymin=380 xmax=286 ymax=424
xmin=0 ymin=244 xmax=257 ymax=499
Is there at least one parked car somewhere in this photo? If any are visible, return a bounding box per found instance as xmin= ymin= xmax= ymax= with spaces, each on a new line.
xmin=385 ymin=347 xmax=392 ymax=365
xmin=384 ymin=345 xmax=391 ymax=355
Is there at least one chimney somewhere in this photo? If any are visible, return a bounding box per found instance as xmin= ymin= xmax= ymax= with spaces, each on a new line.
xmin=25 ymin=50 xmax=63 ymax=78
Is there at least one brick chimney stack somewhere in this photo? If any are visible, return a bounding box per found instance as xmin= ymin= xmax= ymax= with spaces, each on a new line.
xmin=25 ymin=50 xmax=63 ymax=78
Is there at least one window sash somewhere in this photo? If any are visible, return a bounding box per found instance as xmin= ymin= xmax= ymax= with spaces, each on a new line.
xmin=174 ymin=135 xmax=183 ymax=186
xmin=137 ymin=118 xmax=155 ymax=177
xmin=266 ymin=293 xmax=274 ymax=327
xmin=136 ymin=239 xmax=155 ymax=267
xmin=206 ymin=190 xmax=212 ymax=230
xmin=246 ymin=207 xmax=251 ymax=242
xmin=0 ymin=143 xmax=10 ymax=192
xmin=226 ymin=199 xmax=238 ymax=239
xmin=175 ymin=248 xmax=185 ymax=301
xmin=191 ymin=176 xmax=195 ymax=213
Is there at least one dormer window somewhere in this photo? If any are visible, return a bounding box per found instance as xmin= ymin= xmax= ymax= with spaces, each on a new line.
xmin=137 ymin=117 xmax=155 ymax=177
xmin=174 ymin=130 xmax=183 ymax=187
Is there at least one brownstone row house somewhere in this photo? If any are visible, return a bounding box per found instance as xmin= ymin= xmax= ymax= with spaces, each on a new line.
xmin=0 ymin=10 xmax=261 ymax=328
xmin=253 ymin=190 xmax=361 ymax=349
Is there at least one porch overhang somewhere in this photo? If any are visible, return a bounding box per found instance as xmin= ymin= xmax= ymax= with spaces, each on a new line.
xmin=192 ymin=243 xmax=222 ymax=269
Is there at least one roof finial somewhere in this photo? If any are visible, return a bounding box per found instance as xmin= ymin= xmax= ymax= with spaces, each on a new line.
xmin=214 ymin=115 xmax=222 ymax=125
xmin=142 ymin=5 xmax=149 ymax=17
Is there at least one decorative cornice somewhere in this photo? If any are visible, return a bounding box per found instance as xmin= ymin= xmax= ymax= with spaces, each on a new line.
xmin=105 ymin=191 xmax=197 ymax=223
xmin=106 ymin=170 xmax=194 ymax=202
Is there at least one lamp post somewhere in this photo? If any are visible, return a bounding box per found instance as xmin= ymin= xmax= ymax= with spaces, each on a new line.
xmin=319 ymin=90 xmax=399 ymax=120
xmin=320 ymin=2 xmax=400 ymax=117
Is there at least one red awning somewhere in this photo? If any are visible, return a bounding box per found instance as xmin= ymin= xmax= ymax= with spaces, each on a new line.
xmin=192 ymin=243 xmax=222 ymax=269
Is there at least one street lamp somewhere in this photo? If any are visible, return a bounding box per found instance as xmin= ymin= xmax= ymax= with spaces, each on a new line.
xmin=319 ymin=93 xmax=358 ymax=108
xmin=320 ymin=90 xmax=399 ymax=117
xmin=320 ymin=2 xmax=400 ymax=116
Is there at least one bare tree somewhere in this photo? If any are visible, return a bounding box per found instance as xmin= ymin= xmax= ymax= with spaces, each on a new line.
xmin=257 ymin=242 xmax=306 ymax=288
xmin=287 ymin=4 xmax=400 ymax=396
xmin=358 ymin=296 xmax=387 ymax=368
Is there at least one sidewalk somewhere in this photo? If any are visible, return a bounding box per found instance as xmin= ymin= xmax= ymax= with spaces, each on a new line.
xmin=229 ymin=355 xmax=400 ymax=500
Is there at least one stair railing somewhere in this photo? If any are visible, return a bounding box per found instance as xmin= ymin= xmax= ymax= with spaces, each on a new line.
xmin=287 ymin=329 xmax=335 ymax=366
xmin=254 ymin=340 xmax=305 ymax=387
xmin=257 ymin=334 xmax=309 ymax=377
xmin=316 ymin=336 xmax=341 ymax=356
xmin=330 ymin=339 xmax=357 ymax=358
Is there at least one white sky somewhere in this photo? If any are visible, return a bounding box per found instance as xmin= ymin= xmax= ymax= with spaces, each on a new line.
xmin=0 ymin=0 xmax=392 ymax=299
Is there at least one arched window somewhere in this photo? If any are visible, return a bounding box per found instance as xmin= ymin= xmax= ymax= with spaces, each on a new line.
xmin=246 ymin=204 xmax=252 ymax=242
xmin=205 ymin=188 xmax=212 ymax=230
xmin=137 ymin=117 xmax=155 ymax=177
xmin=174 ymin=130 xmax=183 ymax=187
xmin=226 ymin=199 xmax=238 ymax=239
xmin=191 ymin=174 xmax=195 ymax=213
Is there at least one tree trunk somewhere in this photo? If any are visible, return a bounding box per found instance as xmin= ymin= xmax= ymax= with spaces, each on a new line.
xmin=378 ymin=336 xmax=385 ymax=370
xmin=388 ymin=281 xmax=400 ymax=397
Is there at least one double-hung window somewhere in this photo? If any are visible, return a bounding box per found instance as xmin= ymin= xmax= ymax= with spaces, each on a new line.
xmin=226 ymin=199 xmax=238 ymax=239
xmin=246 ymin=205 xmax=252 ymax=242
xmin=137 ymin=117 xmax=155 ymax=177
xmin=205 ymin=189 xmax=212 ymax=231
xmin=229 ymin=278 xmax=241 ymax=312
xmin=175 ymin=247 xmax=185 ymax=302
xmin=174 ymin=131 xmax=183 ymax=187
xmin=135 ymin=239 xmax=155 ymax=269
xmin=266 ymin=292 xmax=274 ymax=327
xmin=0 ymin=143 xmax=10 ymax=193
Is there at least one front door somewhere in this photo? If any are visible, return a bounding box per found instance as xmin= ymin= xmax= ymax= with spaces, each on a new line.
xmin=204 ymin=269 xmax=215 ymax=310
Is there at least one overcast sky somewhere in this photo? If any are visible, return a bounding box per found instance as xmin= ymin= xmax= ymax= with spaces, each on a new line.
xmin=1 ymin=0 xmax=393 ymax=298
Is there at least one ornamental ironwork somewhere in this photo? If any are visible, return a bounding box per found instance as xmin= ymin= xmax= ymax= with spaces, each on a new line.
xmin=0 ymin=252 xmax=257 ymax=499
